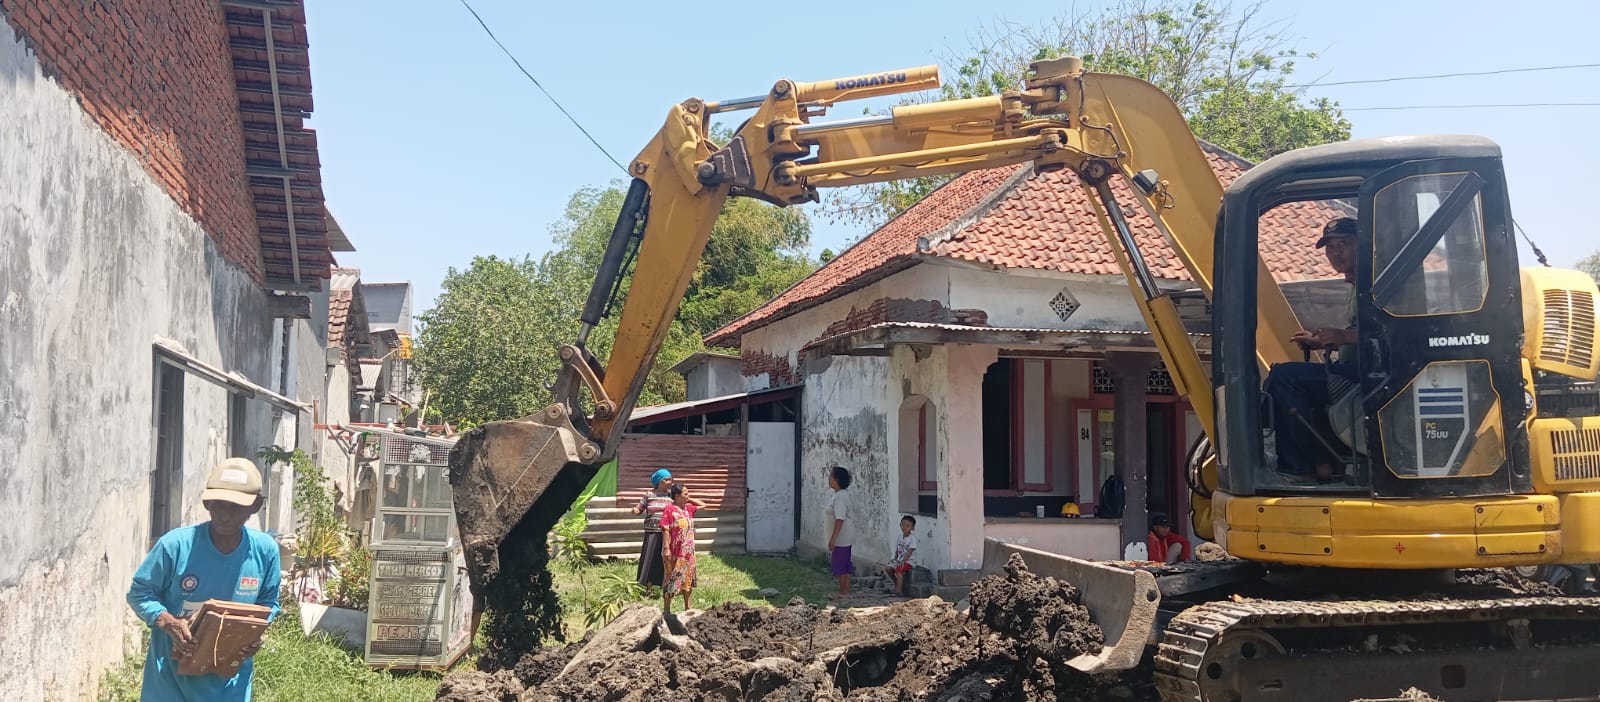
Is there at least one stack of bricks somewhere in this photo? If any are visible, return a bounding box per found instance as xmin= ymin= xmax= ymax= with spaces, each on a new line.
xmin=0 ymin=0 xmax=262 ymax=282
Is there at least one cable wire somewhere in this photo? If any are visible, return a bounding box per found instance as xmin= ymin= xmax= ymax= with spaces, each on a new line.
xmin=1342 ymin=102 xmax=1600 ymax=111
xmin=1285 ymin=62 xmax=1600 ymax=89
xmin=457 ymin=0 xmax=628 ymax=174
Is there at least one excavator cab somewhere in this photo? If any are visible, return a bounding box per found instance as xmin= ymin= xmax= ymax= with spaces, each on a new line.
xmin=1213 ymin=136 xmax=1531 ymax=500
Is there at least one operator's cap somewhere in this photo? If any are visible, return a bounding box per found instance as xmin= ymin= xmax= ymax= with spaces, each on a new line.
xmin=1315 ymin=217 xmax=1357 ymax=248
xmin=201 ymin=457 xmax=263 ymax=506
xmin=1149 ymin=512 xmax=1171 ymax=528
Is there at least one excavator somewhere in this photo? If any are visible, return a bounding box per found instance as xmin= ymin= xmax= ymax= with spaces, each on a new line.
xmin=447 ymin=57 xmax=1600 ymax=700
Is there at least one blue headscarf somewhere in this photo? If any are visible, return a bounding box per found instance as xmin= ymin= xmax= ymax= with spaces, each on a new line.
xmin=650 ymin=468 xmax=672 ymax=488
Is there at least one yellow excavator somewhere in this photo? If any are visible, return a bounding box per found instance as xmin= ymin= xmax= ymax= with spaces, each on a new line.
xmin=448 ymin=57 xmax=1600 ymax=700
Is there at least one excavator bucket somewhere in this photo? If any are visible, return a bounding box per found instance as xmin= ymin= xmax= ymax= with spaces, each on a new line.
xmin=980 ymin=539 xmax=1160 ymax=673
xmin=448 ymin=404 xmax=602 ymax=601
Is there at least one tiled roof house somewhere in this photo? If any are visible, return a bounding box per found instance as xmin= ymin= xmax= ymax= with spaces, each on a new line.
xmin=701 ymin=141 xmax=1354 ymax=580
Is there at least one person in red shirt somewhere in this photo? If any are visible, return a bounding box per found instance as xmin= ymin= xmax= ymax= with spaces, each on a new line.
xmin=1147 ymin=513 xmax=1192 ymax=563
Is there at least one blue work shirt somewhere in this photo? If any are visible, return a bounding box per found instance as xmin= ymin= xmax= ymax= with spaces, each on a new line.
xmin=127 ymin=523 xmax=282 ymax=701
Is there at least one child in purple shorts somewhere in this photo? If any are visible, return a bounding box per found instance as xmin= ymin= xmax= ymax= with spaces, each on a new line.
xmin=824 ymin=466 xmax=854 ymax=600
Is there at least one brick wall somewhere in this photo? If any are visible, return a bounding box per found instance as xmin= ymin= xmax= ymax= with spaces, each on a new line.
xmin=738 ymin=298 xmax=991 ymax=387
xmin=741 ymin=349 xmax=802 ymax=387
xmin=1 ymin=0 xmax=262 ymax=281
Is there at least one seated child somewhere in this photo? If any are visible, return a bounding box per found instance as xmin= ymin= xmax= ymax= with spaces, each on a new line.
xmin=881 ymin=515 xmax=918 ymax=595
xmin=1147 ymin=513 xmax=1192 ymax=563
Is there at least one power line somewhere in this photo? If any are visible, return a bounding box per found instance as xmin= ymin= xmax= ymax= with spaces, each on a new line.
xmin=457 ymin=0 xmax=628 ymax=175
xmin=1286 ymin=62 xmax=1600 ymax=89
xmin=1342 ymin=102 xmax=1600 ymax=111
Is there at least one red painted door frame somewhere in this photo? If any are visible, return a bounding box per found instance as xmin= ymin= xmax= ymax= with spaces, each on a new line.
xmin=1069 ymin=394 xmax=1194 ymax=538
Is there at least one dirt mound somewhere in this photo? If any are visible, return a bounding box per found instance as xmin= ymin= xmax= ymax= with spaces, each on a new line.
xmin=436 ymin=554 xmax=1150 ymax=701
xmin=968 ymin=553 xmax=1103 ymax=662
xmin=967 ymin=553 xmax=1132 ymax=700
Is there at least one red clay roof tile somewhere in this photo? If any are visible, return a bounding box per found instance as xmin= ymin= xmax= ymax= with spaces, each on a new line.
xmin=705 ymin=143 xmax=1344 ymax=347
xmin=328 ymin=289 xmax=353 ymax=348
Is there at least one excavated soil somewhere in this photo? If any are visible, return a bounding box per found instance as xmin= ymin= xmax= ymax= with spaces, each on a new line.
xmin=436 ymin=553 xmax=1150 ymax=701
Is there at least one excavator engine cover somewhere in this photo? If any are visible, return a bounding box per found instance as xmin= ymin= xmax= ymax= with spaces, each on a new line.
xmin=448 ymin=404 xmax=600 ymax=600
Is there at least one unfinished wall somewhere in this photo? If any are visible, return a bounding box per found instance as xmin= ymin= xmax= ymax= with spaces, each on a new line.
xmin=0 ymin=0 xmax=262 ymax=280
xmin=262 ymin=314 xmax=327 ymax=533
xmin=739 ymin=264 xmax=950 ymax=391
xmin=797 ymin=356 xmax=894 ymax=567
xmin=0 ymin=18 xmax=279 ymax=699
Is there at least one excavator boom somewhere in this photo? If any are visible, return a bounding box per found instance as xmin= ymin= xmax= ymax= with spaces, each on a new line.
xmin=447 ymin=57 xmax=1250 ymax=599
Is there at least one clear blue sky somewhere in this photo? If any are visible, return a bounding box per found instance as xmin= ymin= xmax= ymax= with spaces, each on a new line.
xmin=303 ymin=0 xmax=1598 ymax=310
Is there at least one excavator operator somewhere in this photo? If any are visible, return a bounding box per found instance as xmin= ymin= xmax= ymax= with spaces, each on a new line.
xmin=1263 ymin=217 xmax=1359 ymax=482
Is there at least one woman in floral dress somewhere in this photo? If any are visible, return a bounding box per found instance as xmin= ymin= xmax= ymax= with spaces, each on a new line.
xmin=659 ymin=483 xmax=700 ymax=613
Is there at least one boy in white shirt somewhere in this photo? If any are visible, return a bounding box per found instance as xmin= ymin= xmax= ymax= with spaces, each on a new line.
xmin=882 ymin=515 xmax=918 ymax=596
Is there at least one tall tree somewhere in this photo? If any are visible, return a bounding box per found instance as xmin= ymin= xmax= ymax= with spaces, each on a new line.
xmin=825 ymin=0 xmax=1352 ymax=226
xmin=1577 ymin=250 xmax=1600 ymax=283
xmin=416 ymin=183 xmax=819 ymax=427
xmin=412 ymin=255 xmax=558 ymax=429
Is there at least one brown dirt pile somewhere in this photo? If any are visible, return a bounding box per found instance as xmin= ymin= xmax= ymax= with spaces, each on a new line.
xmin=437 ymin=554 xmax=1151 ymax=701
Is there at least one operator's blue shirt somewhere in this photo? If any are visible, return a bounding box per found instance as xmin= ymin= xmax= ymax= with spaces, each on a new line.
xmin=127 ymin=523 xmax=281 ymax=701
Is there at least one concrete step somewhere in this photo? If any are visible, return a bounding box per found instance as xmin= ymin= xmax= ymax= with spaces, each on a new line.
xmin=582 ymin=527 xmax=742 ymax=543
xmin=587 ymin=541 xmax=746 ymax=558
xmin=578 ymin=502 xmax=748 ymax=557
xmin=582 ymin=513 xmax=746 ymax=530
xmin=937 ymin=569 xmax=983 ymax=587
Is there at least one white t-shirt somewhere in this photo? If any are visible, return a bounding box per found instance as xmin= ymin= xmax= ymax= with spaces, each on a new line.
xmin=891 ymin=533 xmax=918 ymax=565
xmin=824 ymin=489 xmax=853 ymax=547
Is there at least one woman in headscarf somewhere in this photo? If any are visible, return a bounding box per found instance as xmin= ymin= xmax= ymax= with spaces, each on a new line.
xmin=659 ymin=483 xmax=699 ymax=612
xmin=632 ymin=468 xmax=675 ymax=594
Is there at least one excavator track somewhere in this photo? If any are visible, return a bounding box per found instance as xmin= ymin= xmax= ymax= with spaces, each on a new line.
xmin=1153 ymin=594 xmax=1600 ymax=702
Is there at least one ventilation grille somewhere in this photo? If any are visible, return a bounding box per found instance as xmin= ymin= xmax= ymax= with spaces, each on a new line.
xmin=1541 ymin=288 xmax=1596 ymax=370
xmin=381 ymin=436 xmax=453 ymax=465
xmin=1050 ymin=287 xmax=1081 ymax=322
xmin=1550 ymin=426 xmax=1600 ymax=482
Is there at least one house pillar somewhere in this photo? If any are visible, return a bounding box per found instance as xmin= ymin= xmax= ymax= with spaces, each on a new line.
xmin=943 ymin=344 xmax=997 ymax=569
xmin=1104 ymin=351 xmax=1159 ymax=557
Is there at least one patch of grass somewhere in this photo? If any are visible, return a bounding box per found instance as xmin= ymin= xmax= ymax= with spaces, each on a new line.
xmin=550 ymin=553 xmax=837 ymax=638
xmin=95 ymin=629 xmax=147 ymax=702
xmin=252 ymin=615 xmax=446 ymax=702
xmin=96 ymin=603 xmax=450 ymax=702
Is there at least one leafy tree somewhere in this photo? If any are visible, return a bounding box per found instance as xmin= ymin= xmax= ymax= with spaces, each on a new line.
xmin=1577 ymin=250 xmax=1600 ymax=283
xmin=413 ymin=255 xmax=559 ymax=429
xmin=416 ymin=182 xmax=819 ymax=427
xmin=824 ymin=0 xmax=1351 ymax=226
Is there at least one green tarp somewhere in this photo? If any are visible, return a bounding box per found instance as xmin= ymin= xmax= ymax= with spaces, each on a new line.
xmin=559 ymin=459 xmax=618 ymax=533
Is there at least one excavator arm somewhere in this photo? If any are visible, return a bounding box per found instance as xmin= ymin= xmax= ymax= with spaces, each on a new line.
xmin=446 ymin=57 xmax=1304 ymax=605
